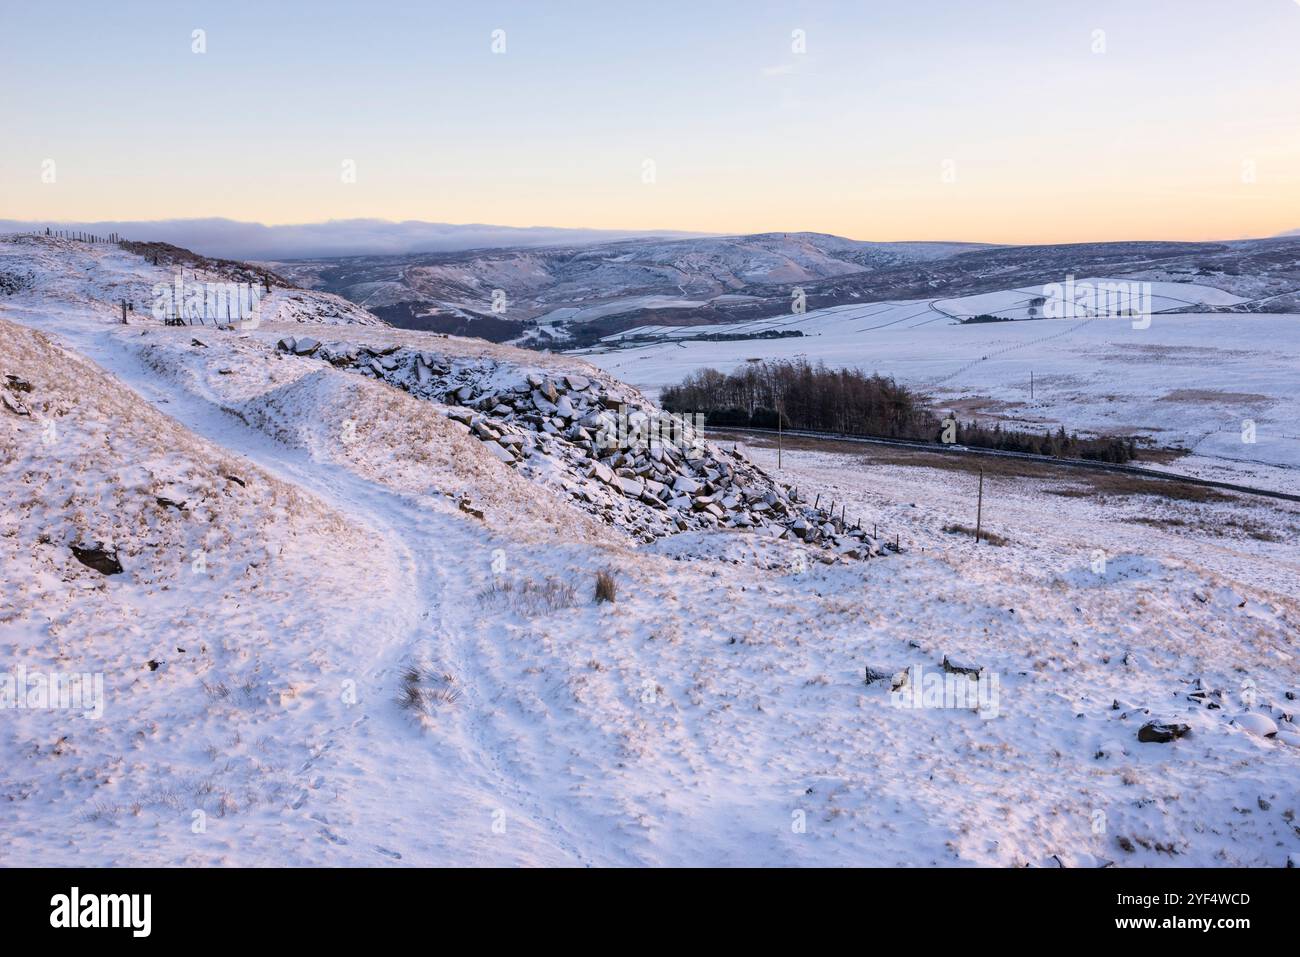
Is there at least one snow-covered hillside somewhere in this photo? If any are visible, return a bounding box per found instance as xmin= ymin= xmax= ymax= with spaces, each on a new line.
xmin=0 ymin=233 xmax=382 ymax=328
xmin=269 ymin=233 xmax=1300 ymax=349
xmin=2 ymin=235 xmax=1297 ymax=867
xmin=271 ymin=232 xmax=990 ymax=340
xmin=603 ymin=279 xmax=1246 ymax=340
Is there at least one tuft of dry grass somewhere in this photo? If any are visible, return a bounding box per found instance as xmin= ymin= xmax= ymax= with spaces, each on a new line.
xmin=398 ymin=664 xmax=462 ymax=718
xmin=478 ymin=576 xmax=578 ymax=616
xmin=399 ymin=666 xmax=424 ymax=713
xmin=1134 ymin=514 xmax=1286 ymax=542
xmin=1157 ymin=388 xmax=1272 ymax=405
xmin=1048 ymin=472 xmax=1232 ymax=503
xmin=942 ymin=523 xmax=1010 ymax=546
xmin=595 ymin=569 xmax=617 ymax=604
xmin=202 ymin=680 xmax=232 ymax=701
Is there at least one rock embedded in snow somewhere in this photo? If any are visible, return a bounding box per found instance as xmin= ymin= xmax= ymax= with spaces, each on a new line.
xmin=414 ymin=356 xmax=433 ymax=387
xmin=481 ymin=439 xmax=515 ymax=463
xmin=941 ymin=655 xmax=981 ymax=676
xmin=1094 ymin=738 xmax=1126 ymax=760
xmin=1 ymin=391 xmax=31 ymax=416
xmin=1230 ymin=712 xmax=1278 ymax=738
xmin=70 ymin=543 xmax=123 ymax=576
xmin=586 ymin=461 xmax=616 ymax=485
xmin=532 ymin=390 xmax=559 ymax=416
xmin=1137 ymin=721 xmax=1191 ymax=743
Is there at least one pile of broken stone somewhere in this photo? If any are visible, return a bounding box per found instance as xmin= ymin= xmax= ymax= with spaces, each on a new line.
xmin=276 ymin=334 xmax=887 ymax=559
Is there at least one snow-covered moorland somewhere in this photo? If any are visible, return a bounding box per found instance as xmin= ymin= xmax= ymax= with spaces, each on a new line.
xmin=583 ymin=286 xmax=1300 ymax=492
xmin=1 ymin=234 xmax=1297 ymax=867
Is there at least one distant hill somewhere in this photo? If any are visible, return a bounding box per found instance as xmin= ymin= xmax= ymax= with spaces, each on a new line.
xmin=270 ymin=232 xmax=993 ymax=343
xmin=269 ymin=234 xmax=1300 ymax=346
xmin=0 ymin=218 xmax=709 ymax=261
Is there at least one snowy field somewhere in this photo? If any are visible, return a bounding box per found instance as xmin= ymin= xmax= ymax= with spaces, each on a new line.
xmin=581 ymin=285 xmax=1300 ymax=491
xmin=2 ymin=235 xmax=1297 ymax=867
xmin=602 ymin=279 xmax=1246 ymax=340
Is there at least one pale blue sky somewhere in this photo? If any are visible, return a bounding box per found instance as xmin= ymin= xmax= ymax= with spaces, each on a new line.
xmin=3 ymin=0 xmax=1298 ymax=241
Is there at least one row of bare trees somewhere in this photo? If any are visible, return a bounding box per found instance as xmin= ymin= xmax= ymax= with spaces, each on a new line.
xmin=662 ymin=360 xmax=932 ymax=437
xmin=660 ymin=359 xmax=1137 ymax=463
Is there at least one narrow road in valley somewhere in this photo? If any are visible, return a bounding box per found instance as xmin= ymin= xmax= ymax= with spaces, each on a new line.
xmin=709 ymin=425 xmax=1300 ymax=504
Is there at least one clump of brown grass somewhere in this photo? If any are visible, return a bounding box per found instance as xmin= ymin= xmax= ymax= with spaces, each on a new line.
xmin=942 ymin=523 xmax=1009 ymax=546
xmin=478 ymin=576 xmax=578 ymax=616
xmin=595 ymin=569 xmax=617 ymax=603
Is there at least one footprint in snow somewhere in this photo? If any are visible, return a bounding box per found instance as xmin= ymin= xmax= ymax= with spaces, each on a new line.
xmin=373 ymin=845 xmax=402 ymax=860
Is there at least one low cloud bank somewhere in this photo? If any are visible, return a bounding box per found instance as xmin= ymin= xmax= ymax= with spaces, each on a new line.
xmin=0 ymin=218 xmax=707 ymax=261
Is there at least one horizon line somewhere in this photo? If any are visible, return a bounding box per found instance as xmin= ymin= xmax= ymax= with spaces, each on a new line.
xmin=3 ymin=216 xmax=1294 ymax=250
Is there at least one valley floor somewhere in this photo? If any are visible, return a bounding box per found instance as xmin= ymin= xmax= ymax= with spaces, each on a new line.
xmin=582 ymin=308 xmax=1300 ymax=493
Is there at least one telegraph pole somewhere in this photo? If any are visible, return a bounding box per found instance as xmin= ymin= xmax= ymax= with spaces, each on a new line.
xmin=774 ymin=388 xmax=783 ymax=470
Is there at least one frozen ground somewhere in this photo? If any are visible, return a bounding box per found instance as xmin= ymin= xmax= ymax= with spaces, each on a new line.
xmin=2 ymin=236 xmax=1297 ymax=867
xmin=581 ymin=286 xmax=1300 ymax=491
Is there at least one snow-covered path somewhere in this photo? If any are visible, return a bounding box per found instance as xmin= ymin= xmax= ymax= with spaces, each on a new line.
xmin=6 ymin=310 xmax=603 ymax=864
